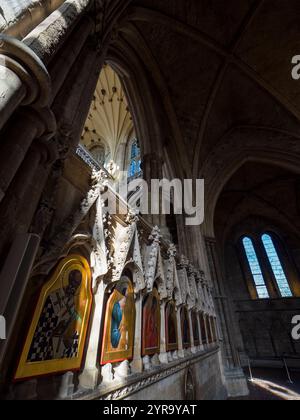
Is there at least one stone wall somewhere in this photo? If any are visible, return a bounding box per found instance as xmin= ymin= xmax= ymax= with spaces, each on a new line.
xmin=125 ymin=351 xmax=226 ymax=401
xmin=236 ymin=298 xmax=300 ymax=363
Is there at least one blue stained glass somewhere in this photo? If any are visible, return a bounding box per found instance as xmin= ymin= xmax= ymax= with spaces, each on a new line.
xmin=128 ymin=140 xmax=142 ymax=178
xmin=129 ymin=161 xmax=136 ymax=177
xmin=261 ymin=234 xmax=293 ymax=298
xmin=242 ymin=237 xmax=269 ymax=299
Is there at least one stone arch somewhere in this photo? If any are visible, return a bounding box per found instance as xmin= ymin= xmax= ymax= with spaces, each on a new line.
xmin=107 ymin=31 xmax=187 ymax=180
xmin=202 ymin=126 xmax=300 ymax=237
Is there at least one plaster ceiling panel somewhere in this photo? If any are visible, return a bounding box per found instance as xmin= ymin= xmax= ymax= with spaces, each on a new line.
xmin=133 ymin=0 xmax=256 ymax=47
xmin=135 ymin=21 xmax=223 ymax=160
xmin=236 ymin=0 xmax=300 ymax=109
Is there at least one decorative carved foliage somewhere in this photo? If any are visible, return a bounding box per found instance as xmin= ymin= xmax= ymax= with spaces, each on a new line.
xmin=125 ymin=230 xmax=145 ymax=293
xmin=110 ymin=222 xmax=137 ymax=284
xmin=165 ymin=243 xmax=177 ymax=300
xmin=90 ymin=197 xmax=108 ymax=287
xmin=144 ymin=226 xmax=161 ymax=292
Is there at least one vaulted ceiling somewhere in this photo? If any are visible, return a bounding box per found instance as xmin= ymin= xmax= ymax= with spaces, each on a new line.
xmin=81 ymin=64 xmax=134 ymax=161
xmin=111 ymin=0 xmax=300 ymax=176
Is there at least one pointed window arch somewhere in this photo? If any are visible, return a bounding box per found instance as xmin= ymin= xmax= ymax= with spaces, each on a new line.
xmin=128 ymin=139 xmax=142 ymax=178
xmin=242 ymin=237 xmax=269 ymax=299
xmin=261 ymin=234 xmax=293 ymax=298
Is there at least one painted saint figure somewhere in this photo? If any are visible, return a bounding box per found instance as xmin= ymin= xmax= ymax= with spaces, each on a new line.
xmin=165 ymin=301 xmax=178 ymax=352
xmin=142 ymin=289 xmax=160 ymax=355
xmin=27 ymin=270 xmax=83 ymax=362
xmin=101 ymin=275 xmax=135 ymax=365
xmin=15 ymin=255 xmax=92 ymax=380
xmin=111 ymin=286 xmax=128 ymax=349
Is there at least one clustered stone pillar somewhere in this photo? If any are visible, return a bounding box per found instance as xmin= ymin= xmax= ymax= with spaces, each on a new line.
xmin=205 ymin=237 xmax=249 ymax=397
xmin=131 ymin=292 xmax=143 ymax=373
xmin=176 ymin=307 xmax=184 ymax=358
xmin=0 ymin=0 xmax=101 ymax=393
xmin=188 ymin=310 xmax=195 ymax=354
xmin=197 ymin=313 xmax=204 ymax=351
xmin=0 ymin=35 xmax=51 ymax=130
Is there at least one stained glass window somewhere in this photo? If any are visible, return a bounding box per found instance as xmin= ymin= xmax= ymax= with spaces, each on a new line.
xmin=242 ymin=237 xmax=269 ymax=299
xmin=128 ymin=140 xmax=141 ymax=178
xmin=261 ymin=234 xmax=292 ymax=298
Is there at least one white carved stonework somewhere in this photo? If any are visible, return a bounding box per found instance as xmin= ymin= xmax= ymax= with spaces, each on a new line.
xmin=111 ymin=222 xmax=137 ymax=283
xmin=125 ymin=229 xmax=145 ymax=293
xmin=102 ymin=364 xmax=114 ymax=384
xmin=114 ymin=360 xmax=131 ymax=380
xmin=174 ymin=268 xmax=183 ymax=306
xmin=151 ymin=354 xmax=160 ymax=367
xmin=165 ymin=243 xmax=177 ymax=300
xmin=155 ymin=251 xmax=167 ymax=299
xmin=144 ymin=226 xmax=161 ymax=292
xmin=142 ymin=355 xmax=152 ymax=371
xmin=90 ymin=197 xmax=108 ymax=287
xmin=167 ymin=352 xmax=173 ymax=363
xmin=177 ymin=267 xmax=191 ymax=306
xmin=187 ymin=265 xmax=198 ymax=309
xmin=81 ymin=169 xmax=108 ymax=215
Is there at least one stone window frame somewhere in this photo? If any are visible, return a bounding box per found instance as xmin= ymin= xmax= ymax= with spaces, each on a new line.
xmin=238 ymin=231 xmax=298 ymax=300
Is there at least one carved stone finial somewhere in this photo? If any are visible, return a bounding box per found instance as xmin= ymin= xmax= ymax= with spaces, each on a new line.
xmin=148 ymin=226 xmax=161 ymax=244
xmin=167 ymin=243 xmax=177 ymax=259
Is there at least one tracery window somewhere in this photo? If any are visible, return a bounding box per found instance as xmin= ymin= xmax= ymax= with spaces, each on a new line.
xmin=241 ymin=233 xmax=294 ymax=300
xmin=90 ymin=144 xmax=106 ymax=166
xmin=128 ymin=139 xmax=142 ymax=179
xmin=261 ymin=234 xmax=293 ymax=298
xmin=242 ymin=237 xmax=269 ymax=299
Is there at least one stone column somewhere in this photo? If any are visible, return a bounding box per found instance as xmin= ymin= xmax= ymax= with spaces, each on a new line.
xmin=188 ymin=310 xmax=196 ymax=354
xmin=131 ymin=292 xmax=143 ymax=373
xmin=208 ymin=316 xmax=214 ymax=347
xmin=203 ymin=314 xmax=209 ymax=351
xmin=197 ymin=313 xmax=204 ymax=351
xmin=79 ymin=280 xmax=105 ymax=389
xmin=0 ymin=35 xmax=51 ymax=130
xmin=159 ymin=300 xmax=168 ymax=364
xmin=0 ymin=107 xmax=56 ymax=203
xmin=51 ymin=39 xmax=105 ymax=149
xmin=49 ymin=16 xmax=94 ymax=103
xmin=176 ymin=307 xmax=184 ymax=358
xmin=205 ymin=237 xmax=249 ymax=397
xmin=0 ymin=138 xmax=55 ymax=256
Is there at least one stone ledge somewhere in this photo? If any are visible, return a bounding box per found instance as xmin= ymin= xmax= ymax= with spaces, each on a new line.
xmin=72 ymin=346 xmax=220 ymax=401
